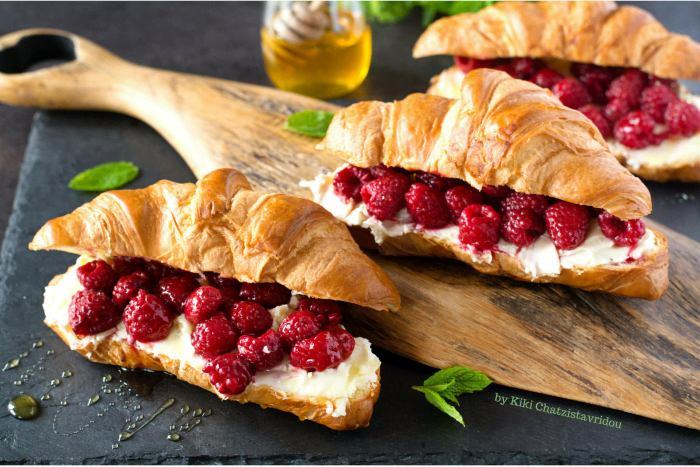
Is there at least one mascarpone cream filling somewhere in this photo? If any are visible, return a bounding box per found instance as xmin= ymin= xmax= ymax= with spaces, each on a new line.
xmin=44 ymin=256 xmax=380 ymax=418
xmin=302 ymin=170 xmax=658 ymax=278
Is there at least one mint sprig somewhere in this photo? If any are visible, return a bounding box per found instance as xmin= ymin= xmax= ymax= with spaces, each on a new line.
xmin=283 ymin=110 xmax=335 ymax=138
xmin=69 ymin=162 xmax=139 ymax=191
xmin=412 ymin=366 xmax=492 ymax=426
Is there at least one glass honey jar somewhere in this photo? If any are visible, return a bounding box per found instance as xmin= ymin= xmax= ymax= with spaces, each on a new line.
xmin=261 ymin=1 xmax=371 ymax=99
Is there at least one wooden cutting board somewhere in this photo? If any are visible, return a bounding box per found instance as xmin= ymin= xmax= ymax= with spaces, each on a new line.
xmin=2 ymin=29 xmax=700 ymax=431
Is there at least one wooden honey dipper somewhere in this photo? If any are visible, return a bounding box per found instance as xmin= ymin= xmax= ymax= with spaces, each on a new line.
xmin=272 ymin=1 xmax=334 ymax=45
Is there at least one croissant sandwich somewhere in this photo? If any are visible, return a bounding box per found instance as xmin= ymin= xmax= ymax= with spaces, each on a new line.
xmin=305 ymin=69 xmax=669 ymax=300
xmin=30 ymin=168 xmax=401 ymax=431
xmin=413 ymin=1 xmax=700 ymax=183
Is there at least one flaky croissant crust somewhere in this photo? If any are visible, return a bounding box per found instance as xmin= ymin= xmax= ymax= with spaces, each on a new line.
xmin=413 ymin=1 xmax=700 ymax=81
xmin=319 ymin=69 xmax=652 ymax=220
xmin=29 ymin=169 xmax=400 ymax=312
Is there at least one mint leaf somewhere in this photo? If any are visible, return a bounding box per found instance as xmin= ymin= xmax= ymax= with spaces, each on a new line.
xmin=283 ymin=110 xmax=335 ymax=138
xmin=363 ymin=1 xmax=416 ymax=23
xmin=424 ymin=388 xmax=464 ymax=426
xmin=68 ymin=162 xmax=139 ymax=191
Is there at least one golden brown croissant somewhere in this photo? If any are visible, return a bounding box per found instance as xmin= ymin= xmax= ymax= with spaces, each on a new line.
xmin=31 ymin=168 xmax=399 ymax=430
xmin=413 ymin=1 xmax=700 ymax=81
xmin=310 ymin=69 xmax=668 ymax=300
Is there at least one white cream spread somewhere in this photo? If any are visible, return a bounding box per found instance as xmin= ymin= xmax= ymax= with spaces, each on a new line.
xmin=302 ymin=170 xmax=658 ymax=278
xmin=44 ymin=256 xmax=380 ymax=417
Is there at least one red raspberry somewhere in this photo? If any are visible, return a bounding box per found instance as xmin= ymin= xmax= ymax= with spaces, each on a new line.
xmin=290 ymin=331 xmax=344 ymax=372
xmin=113 ymin=271 xmax=150 ymax=308
xmin=230 ymin=301 xmax=273 ymax=337
xmin=184 ymin=286 xmax=222 ymax=324
xmin=529 ymin=68 xmax=564 ymax=89
xmin=500 ymin=192 xmax=549 ymax=216
xmin=481 ymin=185 xmax=513 ymax=199
xmin=614 ymin=111 xmax=655 ymax=149
xmin=145 ymin=260 xmax=180 ymax=282
xmin=579 ymin=67 xmax=615 ymax=103
xmin=606 ymin=69 xmax=646 ymax=107
xmin=598 ymin=211 xmax=646 ymax=247
xmin=239 ymin=282 xmax=291 ymax=308
xmin=324 ymin=325 xmax=355 ymax=359
xmin=278 ymin=310 xmax=322 ymax=352
xmin=493 ymin=63 xmax=516 ymax=78
xmin=604 ymin=98 xmax=631 ymax=125
xmin=369 ymin=164 xmax=397 ymax=179
xmin=204 ymin=271 xmax=241 ymax=289
xmin=578 ymin=104 xmax=612 ymax=139
xmin=157 ymin=276 xmax=200 ymax=315
xmin=219 ymin=287 xmax=241 ymax=311
xmin=650 ymin=129 xmax=671 ymax=145
xmin=511 ymin=57 xmax=544 ymax=80
xmin=648 ymin=74 xmax=677 ymax=89
xmin=404 ymin=183 xmax=451 ymax=229
xmin=297 ymin=298 xmax=342 ymax=327
xmin=458 ymin=204 xmax=501 ymax=249
xmin=500 ymin=208 xmax=545 ymax=247
xmin=123 ymin=289 xmax=173 ymax=342
xmin=76 ymin=260 xmax=118 ymax=294
xmin=191 ymin=312 xmax=239 ymax=358
xmin=552 ymin=78 xmax=592 ymax=109
xmin=640 ymin=84 xmax=678 ymax=122
xmin=68 ymin=289 xmax=122 ymax=337
xmin=332 ymin=165 xmax=373 ymax=202
xmin=111 ymin=256 xmax=147 ymax=277
xmin=237 ymin=330 xmax=284 ymax=372
xmin=544 ymin=202 xmax=590 ymax=250
xmin=203 ymin=353 xmax=254 ymax=396
xmin=665 ymin=100 xmax=700 ymax=137
xmin=445 ymin=185 xmax=484 ymax=223
xmin=453 ymin=56 xmax=496 ymax=74
xmin=360 ymin=174 xmax=412 ymax=220
xmin=413 ymin=171 xmax=463 ymax=192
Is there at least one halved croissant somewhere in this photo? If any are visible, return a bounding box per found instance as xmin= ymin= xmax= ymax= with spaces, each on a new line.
xmin=32 ymin=168 xmax=400 ymax=430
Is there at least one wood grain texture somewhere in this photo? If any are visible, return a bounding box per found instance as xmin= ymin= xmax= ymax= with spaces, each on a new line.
xmin=1 ymin=29 xmax=700 ymax=430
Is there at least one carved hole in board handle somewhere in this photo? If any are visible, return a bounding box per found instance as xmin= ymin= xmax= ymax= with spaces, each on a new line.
xmin=0 ymin=34 xmax=76 ymax=74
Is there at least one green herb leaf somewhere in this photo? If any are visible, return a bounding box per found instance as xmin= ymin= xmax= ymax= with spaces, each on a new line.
xmin=363 ymin=1 xmax=416 ymax=24
xmin=283 ymin=110 xmax=335 ymax=138
xmin=68 ymin=162 xmax=139 ymax=192
xmin=413 ymin=366 xmax=492 ymax=426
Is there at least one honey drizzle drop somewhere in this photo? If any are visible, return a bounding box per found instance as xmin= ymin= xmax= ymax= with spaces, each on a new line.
xmin=8 ymin=394 xmax=41 ymax=420
xmin=118 ymin=398 xmax=175 ymax=442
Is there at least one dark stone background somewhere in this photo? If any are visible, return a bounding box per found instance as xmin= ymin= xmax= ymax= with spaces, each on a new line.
xmin=1 ymin=2 xmax=700 ymax=464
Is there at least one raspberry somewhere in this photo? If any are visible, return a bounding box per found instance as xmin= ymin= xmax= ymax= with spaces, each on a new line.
xmin=237 ymin=330 xmax=284 ymax=372
xmin=570 ymin=62 xmax=597 ymax=78
xmin=500 ymin=192 xmax=549 ymax=216
xmin=511 ymin=57 xmax=544 ymax=80
xmin=493 ymin=63 xmax=516 ymax=78
xmin=454 ymin=56 xmax=496 ymax=74
xmin=184 ymin=286 xmax=222 ymax=324
xmin=191 ymin=312 xmax=239 ymax=358
xmin=145 ymin=260 xmax=180 ymax=282
xmin=413 ymin=171 xmax=463 ymax=192
xmin=324 ymin=325 xmax=355 ymax=359
xmin=219 ymin=287 xmax=241 ymax=311
xmin=640 ymin=84 xmax=678 ymax=122
xmin=606 ymin=69 xmax=646 ymax=107
xmin=360 ymin=174 xmax=412 ymax=220
xmin=650 ymin=129 xmax=671 ymax=146
xmin=239 ymin=282 xmax=291 ymax=308
xmin=157 ymin=276 xmax=200 ymax=315
xmin=113 ymin=271 xmax=150 ymax=308
xmin=664 ymin=100 xmax=700 ymax=137
xmin=76 ymin=260 xmax=118 ymax=294
xmin=481 ymin=185 xmax=513 ymax=199
xmin=111 ymin=256 xmax=147 ymax=277
xmin=552 ymin=78 xmax=592 ymax=109
xmin=648 ymin=74 xmax=677 ymax=89
xmin=604 ymin=98 xmax=631 ymax=125
xmin=290 ymin=331 xmax=344 ymax=372
xmin=598 ymin=211 xmax=646 ymax=247
xmin=404 ymin=183 xmax=451 ymax=229
xmin=203 ymin=353 xmax=254 ymax=396
xmin=230 ymin=301 xmax=273 ymax=337
xmin=204 ymin=272 xmax=241 ymax=290
xmin=544 ymin=202 xmax=590 ymax=250
xmin=123 ymin=289 xmax=173 ymax=342
xmin=501 ymin=208 xmax=545 ymax=247
xmin=297 ymin=298 xmax=342 ymax=327
xmin=369 ymin=164 xmax=397 ymax=179
xmin=614 ymin=111 xmax=655 ymax=149
xmin=579 ymin=67 xmax=615 ymax=103
xmin=578 ymin=104 xmax=612 ymax=138
xmin=68 ymin=289 xmax=122 ymax=337
xmin=332 ymin=166 xmax=373 ymax=202
xmin=458 ymin=204 xmax=501 ymax=249
xmin=529 ymin=68 xmax=564 ymax=89
xmin=445 ymin=185 xmax=484 ymax=223
xmin=278 ymin=310 xmax=322 ymax=352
